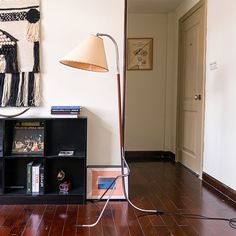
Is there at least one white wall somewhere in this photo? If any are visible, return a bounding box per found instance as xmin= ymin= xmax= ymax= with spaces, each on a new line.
xmin=125 ymin=13 xmax=168 ymax=151
xmin=1 ymin=0 xmax=125 ymax=165
xmin=203 ymin=0 xmax=236 ymax=190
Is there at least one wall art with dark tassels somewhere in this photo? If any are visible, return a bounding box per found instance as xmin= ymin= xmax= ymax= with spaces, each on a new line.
xmin=0 ymin=0 xmax=40 ymax=107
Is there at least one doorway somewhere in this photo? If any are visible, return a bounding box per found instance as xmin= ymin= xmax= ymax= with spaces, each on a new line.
xmin=124 ymin=0 xmax=206 ymax=174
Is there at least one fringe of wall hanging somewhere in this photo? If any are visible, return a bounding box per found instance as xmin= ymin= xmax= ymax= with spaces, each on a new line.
xmin=0 ymin=0 xmax=41 ymax=107
xmin=0 ymin=72 xmax=40 ymax=107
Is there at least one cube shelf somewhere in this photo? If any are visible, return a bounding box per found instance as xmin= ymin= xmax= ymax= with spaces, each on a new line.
xmin=0 ymin=117 xmax=87 ymax=204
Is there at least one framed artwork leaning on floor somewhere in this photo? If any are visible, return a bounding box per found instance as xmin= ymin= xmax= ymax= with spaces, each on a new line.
xmin=87 ymin=166 xmax=128 ymax=200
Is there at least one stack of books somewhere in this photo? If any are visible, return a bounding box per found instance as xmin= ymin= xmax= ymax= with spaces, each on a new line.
xmin=27 ymin=162 xmax=44 ymax=195
xmin=51 ymin=106 xmax=82 ymax=115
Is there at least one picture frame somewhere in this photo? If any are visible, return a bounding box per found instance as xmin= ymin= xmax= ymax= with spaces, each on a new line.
xmin=11 ymin=121 xmax=44 ymax=155
xmin=127 ymin=38 xmax=153 ymax=70
xmin=87 ymin=166 xmax=128 ymax=200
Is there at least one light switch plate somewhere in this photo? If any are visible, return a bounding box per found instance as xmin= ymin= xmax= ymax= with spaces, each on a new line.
xmin=209 ymin=61 xmax=218 ymax=70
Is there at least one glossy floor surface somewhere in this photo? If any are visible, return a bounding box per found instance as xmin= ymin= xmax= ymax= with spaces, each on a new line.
xmin=0 ymin=161 xmax=236 ymax=235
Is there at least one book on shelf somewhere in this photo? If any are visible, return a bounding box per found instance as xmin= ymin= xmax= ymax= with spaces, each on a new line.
xmin=27 ymin=162 xmax=44 ymax=195
xmin=39 ymin=165 xmax=44 ymax=195
xmin=51 ymin=111 xmax=80 ymax=115
xmin=26 ymin=161 xmax=34 ymax=194
xmin=51 ymin=108 xmax=81 ymax=112
xmin=51 ymin=106 xmax=81 ymax=115
xmin=32 ymin=163 xmax=41 ymax=195
xmin=51 ymin=106 xmax=82 ymax=110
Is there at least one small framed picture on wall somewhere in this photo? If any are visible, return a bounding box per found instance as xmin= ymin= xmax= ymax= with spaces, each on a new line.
xmin=127 ymin=38 xmax=153 ymax=70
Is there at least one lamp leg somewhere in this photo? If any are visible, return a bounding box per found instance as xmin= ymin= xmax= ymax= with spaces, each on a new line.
xmin=75 ymin=177 xmax=120 ymax=227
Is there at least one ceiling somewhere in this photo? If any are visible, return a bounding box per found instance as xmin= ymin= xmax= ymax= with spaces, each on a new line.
xmin=128 ymin=0 xmax=184 ymax=13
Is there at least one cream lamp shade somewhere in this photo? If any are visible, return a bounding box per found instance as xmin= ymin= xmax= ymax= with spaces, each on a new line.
xmin=60 ymin=35 xmax=108 ymax=72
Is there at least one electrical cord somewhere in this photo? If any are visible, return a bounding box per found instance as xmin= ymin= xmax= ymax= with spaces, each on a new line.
xmin=153 ymin=211 xmax=236 ymax=230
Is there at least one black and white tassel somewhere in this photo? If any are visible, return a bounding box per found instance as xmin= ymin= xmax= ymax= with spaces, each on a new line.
xmin=33 ymin=41 xmax=40 ymax=72
xmin=16 ymin=73 xmax=24 ymax=107
xmin=5 ymin=44 xmax=18 ymax=73
xmin=0 ymin=73 xmax=5 ymax=104
xmin=33 ymin=73 xmax=40 ymax=106
xmin=1 ymin=73 xmax=12 ymax=107
xmin=0 ymin=55 xmax=6 ymax=73
xmin=28 ymin=72 xmax=35 ymax=106
xmin=8 ymin=73 xmax=20 ymax=106
xmin=22 ymin=72 xmax=29 ymax=107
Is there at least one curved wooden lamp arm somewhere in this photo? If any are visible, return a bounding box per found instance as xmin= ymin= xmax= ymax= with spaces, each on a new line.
xmin=0 ymin=107 xmax=30 ymax=118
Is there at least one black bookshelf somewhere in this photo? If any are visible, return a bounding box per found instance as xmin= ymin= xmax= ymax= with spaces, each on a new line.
xmin=0 ymin=117 xmax=87 ymax=204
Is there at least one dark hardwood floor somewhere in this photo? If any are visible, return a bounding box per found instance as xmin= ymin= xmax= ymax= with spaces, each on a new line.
xmin=0 ymin=161 xmax=236 ymax=235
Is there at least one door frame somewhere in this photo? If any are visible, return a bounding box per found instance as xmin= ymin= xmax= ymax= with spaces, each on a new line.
xmin=176 ymin=0 xmax=207 ymax=177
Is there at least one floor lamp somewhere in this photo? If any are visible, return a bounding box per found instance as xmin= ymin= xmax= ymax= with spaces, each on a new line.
xmin=60 ymin=33 xmax=157 ymax=227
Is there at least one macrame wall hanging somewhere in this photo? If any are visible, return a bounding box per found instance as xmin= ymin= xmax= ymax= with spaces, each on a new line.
xmin=0 ymin=0 xmax=40 ymax=107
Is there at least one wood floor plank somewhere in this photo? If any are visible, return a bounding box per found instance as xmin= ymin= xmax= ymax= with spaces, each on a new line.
xmin=8 ymin=206 xmax=34 ymax=235
xmin=36 ymin=205 xmax=56 ymax=236
xmin=21 ymin=205 xmax=47 ymax=236
xmin=75 ymin=205 xmax=90 ymax=236
xmin=0 ymin=206 xmax=9 ymax=226
xmin=101 ymin=204 xmax=118 ymax=236
xmin=131 ymin=198 xmax=159 ymax=235
xmin=0 ymin=227 xmax=11 ymax=235
xmin=87 ymin=203 xmax=104 ymax=236
xmin=2 ymin=205 xmax=25 ymax=228
xmin=155 ymin=226 xmax=171 ymax=236
xmin=180 ymin=225 xmax=199 ymax=236
xmin=62 ymin=205 xmax=78 ymax=236
xmin=126 ymin=200 xmax=144 ymax=236
xmin=109 ymin=201 xmax=131 ymax=236
xmin=49 ymin=205 xmax=67 ymax=236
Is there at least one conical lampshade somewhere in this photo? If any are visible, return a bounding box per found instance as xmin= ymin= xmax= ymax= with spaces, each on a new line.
xmin=60 ymin=35 xmax=108 ymax=72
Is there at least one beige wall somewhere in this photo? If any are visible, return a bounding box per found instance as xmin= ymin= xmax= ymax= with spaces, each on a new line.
xmin=125 ymin=0 xmax=200 ymax=152
xmin=125 ymin=13 xmax=168 ymax=151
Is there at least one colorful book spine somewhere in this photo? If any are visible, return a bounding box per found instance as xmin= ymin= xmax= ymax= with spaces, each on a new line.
xmin=51 ymin=106 xmax=81 ymax=115
xmin=51 ymin=109 xmax=81 ymax=111
xmin=32 ymin=165 xmax=36 ymax=193
xmin=51 ymin=111 xmax=80 ymax=115
xmin=39 ymin=165 xmax=44 ymax=195
xmin=26 ymin=161 xmax=34 ymax=194
xmin=51 ymin=106 xmax=81 ymax=110
xmin=32 ymin=163 xmax=41 ymax=195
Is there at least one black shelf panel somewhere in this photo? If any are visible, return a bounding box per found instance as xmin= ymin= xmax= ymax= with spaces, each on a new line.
xmin=4 ymin=187 xmax=26 ymax=195
xmin=46 ymin=187 xmax=84 ymax=196
xmin=45 ymin=155 xmax=85 ymax=160
xmin=0 ymin=195 xmax=85 ymax=204
xmin=3 ymin=188 xmax=84 ymax=196
xmin=4 ymin=155 xmax=45 ymax=159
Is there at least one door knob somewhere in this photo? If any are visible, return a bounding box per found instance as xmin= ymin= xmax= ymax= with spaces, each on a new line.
xmin=194 ymin=94 xmax=201 ymax=100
